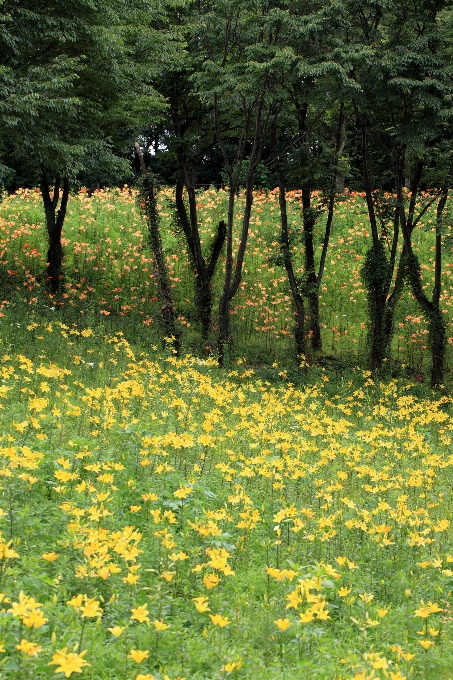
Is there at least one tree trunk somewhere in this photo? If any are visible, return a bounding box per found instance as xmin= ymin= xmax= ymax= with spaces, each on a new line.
xmin=217 ymin=190 xmax=235 ymax=365
xmin=358 ymin=119 xmax=394 ymax=371
xmin=175 ymin=168 xmax=226 ymax=342
xmin=40 ymin=169 xmax=69 ymax=293
xmin=275 ymin=162 xmax=305 ymax=360
xmin=135 ymin=143 xmax=180 ymax=354
xmin=302 ymin=187 xmax=322 ymax=355
xmin=215 ymin=93 xmax=271 ymax=364
xmin=397 ymin=156 xmax=448 ymax=388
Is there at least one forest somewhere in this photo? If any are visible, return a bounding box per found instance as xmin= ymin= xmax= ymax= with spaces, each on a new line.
xmin=2 ymin=0 xmax=453 ymax=385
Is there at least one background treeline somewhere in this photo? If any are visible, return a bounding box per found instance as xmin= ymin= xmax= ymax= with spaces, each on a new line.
xmin=1 ymin=0 xmax=453 ymax=387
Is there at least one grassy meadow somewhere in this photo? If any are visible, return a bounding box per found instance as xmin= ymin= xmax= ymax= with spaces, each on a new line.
xmin=1 ymin=185 xmax=453 ymax=370
xmin=0 ymin=187 xmax=453 ymax=679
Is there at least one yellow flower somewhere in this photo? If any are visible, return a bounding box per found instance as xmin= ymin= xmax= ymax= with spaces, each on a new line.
xmin=48 ymin=648 xmax=90 ymax=677
xmin=359 ymin=593 xmax=374 ymax=604
xmin=299 ymin=611 xmax=314 ymax=623
xmin=169 ymin=552 xmax=189 ymax=562
xmin=80 ymin=598 xmax=102 ymax=618
xmin=41 ymin=552 xmax=59 ymax=562
xmin=221 ymin=661 xmax=242 ymax=673
xmin=142 ymin=493 xmax=158 ymax=502
xmin=414 ymin=601 xmax=442 ymax=618
xmin=152 ymin=620 xmax=169 ymax=631
xmin=123 ymin=572 xmax=140 ymax=585
xmin=108 ymin=626 xmax=125 ymax=637
xmin=274 ymin=618 xmax=292 ymax=631
xmin=22 ymin=609 xmax=48 ymax=628
xmin=418 ymin=639 xmax=434 ymax=650
xmin=9 ymin=591 xmax=42 ymax=620
xmin=338 ymin=586 xmax=352 ymax=597
xmin=16 ymin=639 xmax=42 ymax=656
xmin=173 ymin=486 xmax=193 ymax=499
xmin=136 ymin=675 xmax=155 ymax=680
xmin=286 ymin=590 xmax=302 ymax=610
xmin=67 ymin=594 xmax=84 ymax=610
xmin=209 ymin=613 xmax=230 ymax=628
xmin=130 ymin=605 xmax=150 ymax=624
xmin=193 ymin=596 xmax=210 ymax=613
xmin=128 ymin=649 xmax=149 ymax=663
xmin=203 ymin=573 xmax=220 ymax=589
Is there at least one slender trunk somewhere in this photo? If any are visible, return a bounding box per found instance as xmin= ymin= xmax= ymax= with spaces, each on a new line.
xmin=302 ymin=187 xmax=322 ymax=354
xmin=178 ymin=155 xmax=212 ymax=340
xmin=229 ymin=172 xmax=255 ymax=300
xmin=135 ymin=143 xmax=180 ymax=354
xmin=318 ymin=103 xmax=345 ymax=287
xmin=275 ymin=160 xmax=305 ymax=359
xmin=176 ymin=132 xmax=228 ymax=341
xmin=379 ymin=151 xmax=406 ymax=358
xmin=175 ymin=178 xmax=196 ymax=260
xmin=358 ymin=119 xmax=392 ymax=370
xmin=360 ymin=120 xmax=380 ymax=251
xmin=40 ymin=169 xmax=69 ymax=292
xmin=310 ymin=102 xmax=346 ymax=353
xmin=215 ymin=94 xmax=270 ymax=363
xmin=218 ymin=188 xmax=236 ymax=365
xmin=404 ymin=248 xmax=444 ymax=388
xmin=335 ymin=112 xmax=347 ymax=194
xmin=429 ymin=161 xmax=451 ymax=388
xmin=397 ymin=156 xmax=448 ymax=388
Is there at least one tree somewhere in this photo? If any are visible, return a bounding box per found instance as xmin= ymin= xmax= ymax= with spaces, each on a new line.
xmin=154 ymin=70 xmax=226 ymax=341
xmin=135 ymin=142 xmax=180 ymax=353
xmin=0 ymin=0 xmax=162 ymax=290
xmin=196 ymin=0 xmax=289 ymax=363
xmin=341 ymin=0 xmax=453 ymax=383
xmin=261 ymin=1 xmax=350 ymax=361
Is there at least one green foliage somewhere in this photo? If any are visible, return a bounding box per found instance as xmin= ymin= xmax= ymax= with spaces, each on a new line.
xmin=361 ymin=241 xmax=393 ymax=306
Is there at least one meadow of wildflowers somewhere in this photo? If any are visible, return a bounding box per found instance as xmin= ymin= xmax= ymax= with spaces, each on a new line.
xmin=0 ymin=186 xmax=452 ymax=370
xmin=0 ymin=189 xmax=453 ymax=678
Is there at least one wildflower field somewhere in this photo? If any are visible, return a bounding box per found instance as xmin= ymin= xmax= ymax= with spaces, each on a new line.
xmin=1 ymin=186 xmax=453 ymax=370
xmin=1 ymin=189 xmax=453 ymax=679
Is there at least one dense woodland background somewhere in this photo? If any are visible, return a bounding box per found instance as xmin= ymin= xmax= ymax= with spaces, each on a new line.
xmin=2 ymin=0 xmax=453 ymax=386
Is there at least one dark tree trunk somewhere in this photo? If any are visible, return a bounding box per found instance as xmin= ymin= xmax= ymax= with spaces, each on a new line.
xmin=174 ymin=163 xmax=226 ymax=341
xmin=135 ymin=143 xmax=180 ymax=354
xmin=40 ymin=169 xmax=69 ymax=292
xmin=215 ymin=94 xmax=271 ymax=365
xmin=397 ymin=155 xmax=449 ymax=388
xmin=217 ymin=188 xmax=236 ymax=365
xmin=302 ymin=187 xmax=322 ymax=354
xmin=275 ymin=159 xmax=305 ymax=360
xmin=358 ymin=119 xmax=394 ymax=371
